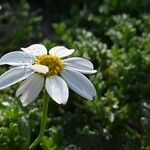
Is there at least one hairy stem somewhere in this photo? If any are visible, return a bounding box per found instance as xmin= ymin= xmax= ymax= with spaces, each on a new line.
xmin=29 ymin=91 xmax=49 ymax=150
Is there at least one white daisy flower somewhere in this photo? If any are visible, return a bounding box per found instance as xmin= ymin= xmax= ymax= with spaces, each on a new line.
xmin=0 ymin=44 xmax=96 ymax=106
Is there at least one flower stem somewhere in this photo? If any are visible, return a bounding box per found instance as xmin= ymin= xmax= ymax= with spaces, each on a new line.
xmin=29 ymin=90 xmax=49 ymax=150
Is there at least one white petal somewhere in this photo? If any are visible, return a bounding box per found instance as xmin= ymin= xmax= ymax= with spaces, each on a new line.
xmin=64 ymin=66 xmax=97 ymax=74
xmin=0 ymin=66 xmax=33 ymax=89
xmin=64 ymin=57 xmax=94 ymax=69
xmin=45 ymin=75 xmax=69 ymax=105
xmin=17 ymin=74 xmax=44 ymax=106
xmin=16 ymin=77 xmax=31 ymax=97
xmin=0 ymin=51 xmax=34 ymax=66
xmin=64 ymin=57 xmax=96 ymax=74
xmin=49 ymin=46 xmax=74 ymax=58
xmin=21 ymin=44 xmax=47 ymax=56
xmin=61 ymin=69 xmax=96 ymax=100
xmin=30 ymin=64 xmax=49 ymax=74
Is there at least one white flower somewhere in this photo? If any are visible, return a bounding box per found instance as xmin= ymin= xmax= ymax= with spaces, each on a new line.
xmin=0 ymin=44 xmax=96 ymax=106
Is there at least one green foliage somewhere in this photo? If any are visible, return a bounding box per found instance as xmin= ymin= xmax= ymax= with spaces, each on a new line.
xmin=0 ymin=0 xmax=150 ymax=150
xmin=0 ymin=0 xmax=42 ymax=53
xmin=0 ymin=97 xmax=30 ymax=150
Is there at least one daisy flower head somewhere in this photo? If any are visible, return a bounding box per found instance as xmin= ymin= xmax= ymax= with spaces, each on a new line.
xmin=0 ymin=44 xmax=97 ymax=106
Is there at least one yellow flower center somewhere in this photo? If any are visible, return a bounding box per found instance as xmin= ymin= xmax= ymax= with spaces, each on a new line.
xmin=35 ymin=55 xmax=64 ymax=77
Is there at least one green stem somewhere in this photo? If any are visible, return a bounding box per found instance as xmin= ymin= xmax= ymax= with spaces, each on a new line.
xmin=29 ymin=91 xmax=49 ymax=150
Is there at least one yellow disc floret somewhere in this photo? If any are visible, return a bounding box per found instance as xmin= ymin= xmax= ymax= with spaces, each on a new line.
xmin=35 ymin=55 xmax=64 ymax=77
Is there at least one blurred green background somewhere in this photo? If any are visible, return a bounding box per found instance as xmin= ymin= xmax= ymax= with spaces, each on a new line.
xmin=0 ymin=0 xmax=150 ymax=150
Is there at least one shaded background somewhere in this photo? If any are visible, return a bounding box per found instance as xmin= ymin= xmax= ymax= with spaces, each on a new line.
xmin=0 ymin=0 xmax=150 ymax=150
